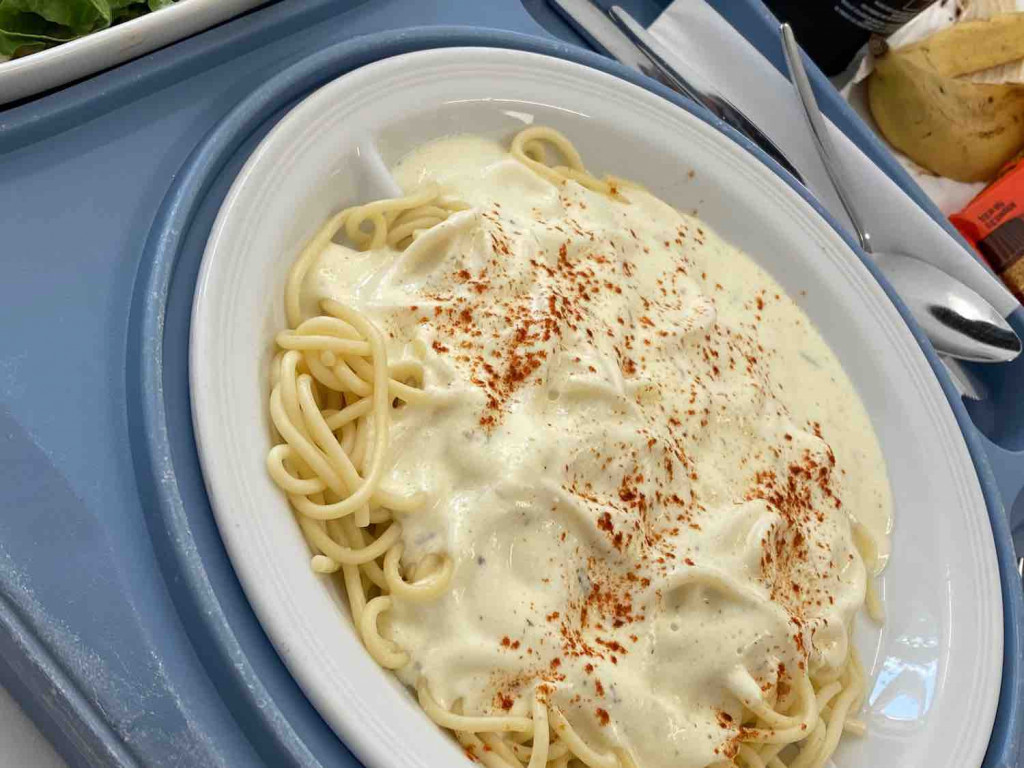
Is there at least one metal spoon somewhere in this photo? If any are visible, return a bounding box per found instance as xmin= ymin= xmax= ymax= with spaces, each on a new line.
xmin=780 ymin=23 xmax=1022 ymax=365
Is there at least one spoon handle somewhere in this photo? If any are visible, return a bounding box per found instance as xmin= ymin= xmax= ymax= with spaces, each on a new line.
xmin=779 ymin=24 xmax=873 ymax=254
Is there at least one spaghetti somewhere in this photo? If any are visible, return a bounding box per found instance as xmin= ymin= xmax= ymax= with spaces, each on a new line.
xmin=265 ymin=126 xmax=885 ymax=768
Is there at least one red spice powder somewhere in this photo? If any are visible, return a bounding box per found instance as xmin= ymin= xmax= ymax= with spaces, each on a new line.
xmin=412 ymin=187 xmax=843 ymax=718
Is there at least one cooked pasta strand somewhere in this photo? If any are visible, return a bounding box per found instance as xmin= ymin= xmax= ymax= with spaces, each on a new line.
xmin=265 ymin=127 xmax=880 ymax=768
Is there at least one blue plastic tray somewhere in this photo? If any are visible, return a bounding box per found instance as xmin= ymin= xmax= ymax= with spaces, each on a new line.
xmin=0 ymin=1 xmax=1021 ymax=767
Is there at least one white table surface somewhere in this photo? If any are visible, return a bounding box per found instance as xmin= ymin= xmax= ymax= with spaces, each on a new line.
xmin=0 ymin=684 xmax=66 ymax=768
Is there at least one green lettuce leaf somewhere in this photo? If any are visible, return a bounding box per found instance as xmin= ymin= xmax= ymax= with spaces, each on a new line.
xmin=110 ymin=5 xmax=144 ymax=23
xmin=0 ymin=5 xmax=74 ymax=56
xmin=0 ymin=0 xmax=176 ymax=59
xmin=2 ymin=0 xmax=112 ymax=35
xmin=108 ymin=0 xmax=143 ymax=22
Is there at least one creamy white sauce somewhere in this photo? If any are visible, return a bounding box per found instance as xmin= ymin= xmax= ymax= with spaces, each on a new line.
xmin=303 ymin=135 xmax=892 ymax=768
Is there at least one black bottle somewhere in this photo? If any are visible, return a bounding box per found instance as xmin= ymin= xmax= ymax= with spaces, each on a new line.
xmin=764 ymin=1 xmax=939 ymax=75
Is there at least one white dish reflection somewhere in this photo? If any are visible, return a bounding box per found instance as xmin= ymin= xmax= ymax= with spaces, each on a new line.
xmin=870 ymin=614 xmax=940 ymax=726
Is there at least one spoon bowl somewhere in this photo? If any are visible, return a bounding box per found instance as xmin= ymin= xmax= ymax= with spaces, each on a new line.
xmin=875 ymin=251 xmax=1023 ymax=363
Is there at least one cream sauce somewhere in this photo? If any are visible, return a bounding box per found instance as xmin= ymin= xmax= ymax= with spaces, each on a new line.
xmin=303 ymin=135 xmax=892 ymax=768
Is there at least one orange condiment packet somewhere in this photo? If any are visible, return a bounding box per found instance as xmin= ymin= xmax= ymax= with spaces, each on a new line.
xmin=950 ymin=158 xmax=1024 ymax=304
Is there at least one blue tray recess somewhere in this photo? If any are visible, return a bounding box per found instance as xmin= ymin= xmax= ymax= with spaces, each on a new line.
xmin=1 ymin=1 xmax=1022 ymax=767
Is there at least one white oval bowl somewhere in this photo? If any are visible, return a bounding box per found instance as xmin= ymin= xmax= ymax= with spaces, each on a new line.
xmin=190 ymin=47 xmax=1002 ymax=768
